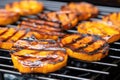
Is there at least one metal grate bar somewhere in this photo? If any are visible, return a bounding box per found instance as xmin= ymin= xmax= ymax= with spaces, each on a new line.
xmin=110 ymin=48 xmax=120 ymax=51
xmin=6 ymin=25 xmax=17 ymax=28
xmin=91 ymin=62 xmax=118 ymax=67
xmin=0 ymin=56 xmax=11 ymax=60
xmin=114 ymin=42 xmax=120 ymax=45
xmin=99 ymin=12 xmax=110 ymax=15
xmin=0 ymin=69 xmax=21 ymax=75
xmin=50 ymin=73 xmax=90 ymax=80
xmin=97 ymin=15 xmax=103 ymax=18
xmin=90 ymin=18 xmax=101 ymax=21
xmin=36 ymin=76 xmax=57 ymax=80
xmin=66 ymin=66 xmax=109 ymax=75
xmin=109 ymin=55 xmax=120 ymax=59
xmin=0 ymin=49 xmax=9 ymax=52
xmin=0 ymin=64 xmax=14 ymax=68
xmin=66 ymin=30 xmax=78 ymax=33
xmin=97 ymin=6 xmax=120 ymax=12
xmin=0 ymin=69 xmax=57 ymax=80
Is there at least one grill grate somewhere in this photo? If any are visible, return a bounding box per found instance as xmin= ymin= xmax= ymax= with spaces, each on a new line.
xmin=0 ymin=0 xmax=120 ymax=80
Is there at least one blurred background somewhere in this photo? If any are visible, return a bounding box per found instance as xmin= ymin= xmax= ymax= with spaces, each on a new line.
xmin=53 ymin=0 xmax=120 ymax=7
xmin=1 ymin=0 xmax=120 ymax=7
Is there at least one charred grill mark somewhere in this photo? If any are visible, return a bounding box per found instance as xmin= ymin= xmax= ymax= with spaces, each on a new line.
xmin=55 ymin=12 xmax=61 ymax=24
xmin=19 ymin=24 xmax=65 ymax=36
xmin=0 ymin=28 xmax=18 ymax=42
xmin=13 ymin=50 xmax=65 ymax=67
xmin=60 ymin=13 xmax=73 ymax=29
xmin=58 ymin=13 xmax=72 ymax=27
xmin=61 ymin=34 xmax=108 ymax=55
xmin=64 ymin=35 xmax=84 ymax=47
xmin=38 ymin=13 xmax=60 ymax=23
xmin=94 ymin=26 xmax=108 ymax=36
xmin=34 ymin=28 xmax=65 ymax=36
xmin=101 ymin=44 xmax=109 ymax=54
xmin=39 ymin=11 xmax=76 ymax=24
xmin=47 ymin=12 xmax=58 ymax=22
xmin=13 ymin=39 xmax=64 ymax=51
xmin=38 ymin=14 xmax=50 ymax=21
xmin=22 ymin=32 xmax=31 ymax=39
xmin=13 ymin=51 xmax=39 ymax=58
xmin=67 ymin=13 xmax=74 ymax=27
xmin=20 ymin=21 xmax=62 ymax=32
xmin=69 ymin=36 xmax=95 ymax=50
xmin=62 ymin=34 xmax=93 ymax=46
xmin=83 ymin=40 xmax=105 ymax=53
xmin=0 ymin=28 xmax=35 ymax=46
xmin=3 ymin=29 xmax=20 ymax=42
xmin=74 ymin=40 xmax=108 ymax=55
xmin=0 ymin=28 xmax=8 ymax=35
xmin=7 ymin=30 xmax=26 ymax=42
xmin=26 ymin=19 xmax=60 ymax=28
xmin=61 ymin=34 xmax=83 ymax=46
xmin=86 ymin=42 xmax=109 ymax=55
xmin=38 ymin=11 xmax=78 ymax=30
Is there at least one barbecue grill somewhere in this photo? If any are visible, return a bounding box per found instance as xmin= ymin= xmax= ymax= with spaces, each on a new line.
xmin=0 ymin=0 xmax=120 ymax=80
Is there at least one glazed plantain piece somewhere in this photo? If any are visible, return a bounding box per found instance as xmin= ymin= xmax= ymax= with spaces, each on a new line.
xmin=11 ymin=39 xmax=67 ymax=73
xmin=11 ymin=50 xmax=67 ymax=73
xmin=0 ymin=28 xmax=27 ymax=50
xmin=18 ymin=18 xmax=65 ymax=37
xmin=5 ymin=0 xmax=43 ymax=16
xmin=77 ymin=21 xmax=120 ymax=43
xmin=14 ymin=39 xmax=62 ymax=50
xmin=60 ymin=33 xmax=109 ymax=62
xmin=61 ymin=2 xmax=99 ymax=21
xmin=0 ymin=28 xmax=8 ymax=35
xmin=0 ymin=28 xmax=17 ymax=41
xmin=0 ymin=27 xmax=59 ymax=50
xmin=38 ymin=11 xmax=78 ymax=30
xmin=102 ymin=12 xmax=120 ymax=31
xmin=0 ymin=9 xmax=19 ymax=26
xmin=22 ymin=31 xmax=59 ymax=40
xmin=7 ymin=30 xmax=27 ymax=42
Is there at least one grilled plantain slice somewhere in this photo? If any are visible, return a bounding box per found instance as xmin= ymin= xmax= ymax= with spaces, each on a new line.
xmin=23 ymin=18 xmax=60 ymax=28
xmin=61 ymin=2 xmax=99 ymax=21
xmin=0 ymin=28 xmax=17 ymax=41
xmin=0 ymin=9 xmax=19 ymax=26
xmin=11 ymin=39 xmax=67 ymax=73
xmin=31 ymin=31 xmax=59 ymax=40
xmin=102 ymin=12 xmax=120 ymax=31
xmin=77 ymin=21 xmax=120 ymax=43
xmin=13 ymin=39 xmax=62 ymax=50
xmin=18 ymin=18 xmax=65 ymax=38
xmin=0 ymin=27 xmax=59 ymax=50
xmin=11 ymin=50 xmax=67 ymax=73
xmin=0 ymin=28 xmax=8 ymax=35
xmin=7 ymin=30 xmax=27 ymax=42
xmin=38 ymin=11 xmax=78 ymax=30
xmin=5 ymin=0 xmax=43 ymax=16
xmin=0 ymin=26 xmax=61 ymax=49
xmin=60 ymin=33 xmax=109 ymax=62
xmin=0 ymin=28 xmax=26 ymax=50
